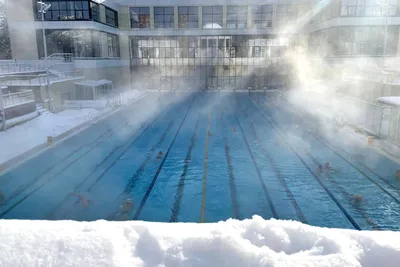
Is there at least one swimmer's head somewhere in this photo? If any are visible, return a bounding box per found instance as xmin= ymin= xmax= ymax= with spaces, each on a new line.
xmin=325 ymin=162 xmax=330 ymax=168
xmin=353 ymin=194 xmax=363 ymax=202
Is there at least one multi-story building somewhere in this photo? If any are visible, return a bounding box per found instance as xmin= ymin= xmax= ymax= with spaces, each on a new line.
xmin=5 ymin=0 xmax=400 ymax=92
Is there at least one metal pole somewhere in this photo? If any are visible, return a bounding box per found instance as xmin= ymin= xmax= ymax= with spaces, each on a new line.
xmin=41 ymin=8 xmax=48 ymax=68
xmin=383 ymin=7 xmax=388 ymax=69
xmin=0 ymin=84 xmax=6 ymax=131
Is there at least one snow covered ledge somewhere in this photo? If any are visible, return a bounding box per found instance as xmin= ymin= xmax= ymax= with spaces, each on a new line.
xmin=0 ymin=216 xmax=399 ymax=267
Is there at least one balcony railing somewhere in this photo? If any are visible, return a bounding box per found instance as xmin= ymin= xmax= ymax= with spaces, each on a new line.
xmin=2 ymin=90 xmax=35 ymax=108
xmin=0 ymin=62 xmax=46 ymax=75
xmin=45 ymin=53 xmax=74 ymax=62
xmin=1 ymin=70 xmax=84 ymax=86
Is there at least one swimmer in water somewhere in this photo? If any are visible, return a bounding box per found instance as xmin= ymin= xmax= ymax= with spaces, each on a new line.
xmin=324 ymin=162 xmax=335 ymax=173
xmin=351 ymin=194 xmax=363 ymax=205
xmin=316 ymin=164 xmax=323 ymax=175
xmin=156 ymin=151 xmax=164 ymax=159
xmin=0 ymin=189 xmax=5 ymax=205
xmin=71 ymin=192 xmax=91 ymax=208
xmin=116 ymin=199 xmax=134 ymax=221
xmin=232 ymin=127 xmax=236 ymax=132
xmin=396 ymin=170 xmax=400 ymax=181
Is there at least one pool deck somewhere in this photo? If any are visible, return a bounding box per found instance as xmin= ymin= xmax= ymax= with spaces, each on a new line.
xmin=0 ymin=92 xmax=147 ymax=173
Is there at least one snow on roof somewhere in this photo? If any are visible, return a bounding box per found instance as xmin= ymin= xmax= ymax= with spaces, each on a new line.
xmin=75 ymin=80 xmax=112 ymax=87
xmin=377 ymin=96 xmax=400 ymax=107
xmin=1 ymin=216 xmax=400 ymax=267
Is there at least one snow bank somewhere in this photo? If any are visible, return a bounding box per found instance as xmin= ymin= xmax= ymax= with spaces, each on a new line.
xmin=0 ymin=216 xmax=399 ymax=267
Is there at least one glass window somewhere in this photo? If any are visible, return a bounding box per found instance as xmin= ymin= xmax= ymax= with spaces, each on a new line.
xmin=276 ymin=4 xmax=297 ymax=26
xmin=227 ymin=6 xmax=247 ymax=29
xmin=90 ymin=2 xmax=100 ymax=22
xmin=178 ymin=6 xmax=198 ymax=28
xmin=252 ymin=5 xmax=272 ymax=28
xmin=107 ymin=34 xmax=120 ymax=57
xmin=105 ymin=7 xmax=118 ymax=27
xmin=36 ymin=0 xmax=91 ymax=21
xmin=154 ymin=7 xmax=174 ymax=28
xmin=130 ymin=7 xmax=150 ymax=28
xmin=341 ymin=0 xmax=397 ymax=16
xmin=202 ymin=6 xmax=223 ymax=28
xmin=37 ymin=29 xmax=119 ymax=58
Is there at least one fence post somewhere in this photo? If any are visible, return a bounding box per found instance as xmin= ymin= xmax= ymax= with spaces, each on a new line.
xmin=396 ymin=107 xmax=400 ymax=144
xmin=0 ymin=82 xmax=6 ymax=131
xmin=378 ymin=106 xmax=383 ymax=137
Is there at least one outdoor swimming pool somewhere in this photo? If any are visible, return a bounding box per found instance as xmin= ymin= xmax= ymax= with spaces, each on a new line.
xmin=0 ymin=92 xmax=399 ymax=230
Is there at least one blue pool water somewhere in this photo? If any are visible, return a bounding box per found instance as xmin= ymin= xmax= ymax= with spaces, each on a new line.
xmin=0 ymin=92 xmax=399 ymax=230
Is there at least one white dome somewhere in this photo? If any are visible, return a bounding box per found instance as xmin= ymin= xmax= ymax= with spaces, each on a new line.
xmin=203 ymin=23 xmax=222 ymax=29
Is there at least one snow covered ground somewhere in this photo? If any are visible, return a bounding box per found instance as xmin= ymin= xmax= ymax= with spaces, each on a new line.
xmin=0 ymin=90 xmax=145 ymax=166
xmin=0 ymin=108 xmax=107 ymax=165
xmin=0 ymin=215 xmax=399 ymax=267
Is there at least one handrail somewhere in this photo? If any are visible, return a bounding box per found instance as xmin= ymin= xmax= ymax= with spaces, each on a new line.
xmin=1 ymin=70 xmax=84 ymax=86
xmin=44 ymin=53 xmax=74 ymax=62
xmin=0 ymin=62 xmax=46 ymax=75
xmin=2 ymin=90 xmax=35 ymax=108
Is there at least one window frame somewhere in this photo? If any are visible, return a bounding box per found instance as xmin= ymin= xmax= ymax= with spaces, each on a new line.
xmin=178 ymin=6 xmax=198 ymax=28
xmin=35 ymin=0 xmax=91 ymax=21
xmin=154 ymin=6 xmax=175 ymax=29
xmin=251 ymin=5 xmax=273 ymax=28
xmin=130 ymin=7 xmax=151 ymax=29
xmin=202 ymin=5 xmax=223 ymax=29
xmin=340 ymin=0 xmax=397 ymax=17
xmin=227 ymin=5 xmax=248 ymax=29
xmin=105 ymin=6 xmax=118 ymax=27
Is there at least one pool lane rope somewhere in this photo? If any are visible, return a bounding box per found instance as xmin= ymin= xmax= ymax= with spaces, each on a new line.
xmin=200 ymin=112 xmax=211 ymax=223
xmin=170 ymin=117 xmax=200 ymax=222
xmin=248 ymin=96 xmax=361 ymax=230
xmin=270 ymin=93 xmax=400 ymax=196
xmin=122 ymin=120 xmax=176 ymax=195
xmin=267 ymin=93 xmax=400 ymax=206
xmin=4 ymin=98 xmax=173 ymax=220
xmin=234 ymin=103 xmax=278 ymax=219
xmin=220 ymin=110 xmax=241 ymax=220
xmin=132 ymin=94 xmax=198 ymax=220
xmin=306 ymin=151 xmax=380 ymax=230
xmin=44 ymin=99 xmax=177 ymax=220
xmin=247 ymin=119 xmax=308 ymax=224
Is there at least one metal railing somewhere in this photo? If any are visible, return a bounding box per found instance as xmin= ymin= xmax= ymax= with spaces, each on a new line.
xmin=44 ymin=53 xmax=74 ymax=62
xmin=279 ymin=90 xmax=388 ymax=137
xmin=335 ymin=93 xmax=388 ymax=137
xmin=2 ymin=90 xmax=35 ymax=108
xmin=0 ymin=62 xmax=46 ymax=75
xmin=1 ymin=70 xmax=84 ymax=86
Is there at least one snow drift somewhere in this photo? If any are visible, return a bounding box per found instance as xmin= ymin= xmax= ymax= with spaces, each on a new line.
xmin=0 ymin=216 xmax=399 ymax=267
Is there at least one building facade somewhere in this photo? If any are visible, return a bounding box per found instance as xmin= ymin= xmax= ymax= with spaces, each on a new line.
xmin=5 ymin=0 xmax=400 ymax=90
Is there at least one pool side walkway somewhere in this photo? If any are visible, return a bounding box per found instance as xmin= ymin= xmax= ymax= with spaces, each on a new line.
xmin=0 ymin=91 xmax=147 ymax=173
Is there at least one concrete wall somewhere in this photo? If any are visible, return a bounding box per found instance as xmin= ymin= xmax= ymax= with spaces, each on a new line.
xmin=6 ymin=0 xmax=39 ymax=60
xmin=49 ymin=80 xmax=82 ymax=112
xmin=118 ymin=6 xmax=131 ymax=30
xmin=4 ymin=102 xmax=36 ymax=120
xmin=81 ymin=67 xmax=132 ymax=89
